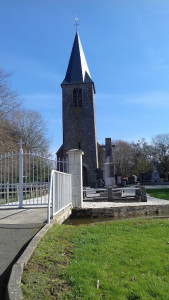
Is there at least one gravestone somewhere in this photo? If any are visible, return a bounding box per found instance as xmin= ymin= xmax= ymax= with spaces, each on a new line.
xmin=151 ymin=159 xmax=161 ymax=184
xmin=105 ymin=156 xmax=116 ymax=186
xmin=116 ymin=173 xmax=123 ymax=186
xmin=128 ymin=175 xmax=137 ymax=185
xmin=140 ymin=172 xmax=152 ymax=183
xmin=96 ymin=168 xmax=105 ymax=187
xmin=104 ymin=138 xmax=116 ymax=187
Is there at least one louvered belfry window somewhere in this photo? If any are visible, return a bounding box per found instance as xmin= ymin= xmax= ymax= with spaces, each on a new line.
xmin=73 ymin=88 xmax=82 ymax=107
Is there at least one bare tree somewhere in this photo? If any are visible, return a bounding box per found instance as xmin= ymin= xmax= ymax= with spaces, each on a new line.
xmin=0 ymin=119 xmax=19 ymax=153
xmin=0 ymin=68 xmax=23 ymax=153
xmin=0 ymin=67 xmax=50 ymax=155
xmin=11 ymin=109 xmax=50 ymax=154
xmin=111 ymin=139 xmax=153 ymax=177
xmin=0 ymin=68 xmax=21 ymax=119
xmin=151 ymin=134 xmax=169 ymax=176
xmin=113 ymin=140 xmax=134 ymax=176
xmin=131 ymin=139 xmax=153 ymax=175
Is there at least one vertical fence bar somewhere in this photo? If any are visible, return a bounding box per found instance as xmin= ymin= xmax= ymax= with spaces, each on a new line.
xmin=47 ymin=162 xmax=50 ymax=205
xmin=0 ymin=154 xmax=2 ymax=185
xmin=11 ymin=152 xmax=13 ymax=204
xmin=43 ymin=155 xmax=46 ymax=202
xmin=19 ymin=143 xmax=23 ymax=208
xmin=32 ymin=153 xmax=34 ymax=203
xmin=63 ymin=158 xmax=65 ymax=173
xmin=56 ymin=172 xmax=59 ymax=212
xmin=4 ymin=153 xmax=6 ymax=203
xmin=29 ymin=151 xmax=31 ymax=200
xmin=7 ymin=182 xmax=9 ymax=203
xmin=58 ymin=157 xmax=60 ymax=172
xmin=24 ymin=152 xmax=27 ymax=203
xmin=0 ymin=155 xmax=2 ymax=198
xmin=40 ymin=154 xmax=42 ymax=203
xmin=0 ymin=155 xmax=2 ymax=204
xmin=52 ymin=172 xmax=56 ymax=218
xmin=15 ymin=152 xmax=18 ymax=202
xmin=7 ymin=153 xmax=9 ymax=204
xmin=47 ymin=170 xmax=53 ymax=224
xmin=0 ymin=157 xmax=1 ymax=205
xmin=36 ymin=154 xmax=38 ymax=201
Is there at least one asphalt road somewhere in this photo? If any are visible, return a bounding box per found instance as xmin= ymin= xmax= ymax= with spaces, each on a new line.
xmin=0 ymin=208 xmax=47 ymax=299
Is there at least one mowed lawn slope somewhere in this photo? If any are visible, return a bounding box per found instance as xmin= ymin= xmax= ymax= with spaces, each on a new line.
xmin=146 ymin=188 xmax=169 ymax=200
xmin=22 ymin=219 xmax=169 ymax=300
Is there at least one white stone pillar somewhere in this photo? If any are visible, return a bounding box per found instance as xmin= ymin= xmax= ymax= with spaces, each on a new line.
xmin=104 ymin=156 xmax=116 ymax=187
xmin=67 ymin=149 xmax=84 ymax=208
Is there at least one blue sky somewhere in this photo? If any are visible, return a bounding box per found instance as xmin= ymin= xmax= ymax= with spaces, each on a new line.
xmin=0 ymin=0 xmax=169 ymax=153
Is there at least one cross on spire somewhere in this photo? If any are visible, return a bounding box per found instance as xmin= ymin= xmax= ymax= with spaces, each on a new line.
xmin=74 ymin=15 xmax=79 ymax=31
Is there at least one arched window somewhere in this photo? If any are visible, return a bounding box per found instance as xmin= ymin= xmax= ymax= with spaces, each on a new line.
xmin=73 ymin=89 xmax=82 ymax=107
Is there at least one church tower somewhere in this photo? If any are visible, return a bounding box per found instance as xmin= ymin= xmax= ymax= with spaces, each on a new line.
xmin=57 ymin=31 xmax=98 ymax=187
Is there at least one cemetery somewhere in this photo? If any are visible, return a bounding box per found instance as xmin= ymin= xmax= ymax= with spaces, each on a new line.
xmin=16 ymin=28 xmax=169 ymax=300
xmin=1 ymin=9 xmax=169 ymax=300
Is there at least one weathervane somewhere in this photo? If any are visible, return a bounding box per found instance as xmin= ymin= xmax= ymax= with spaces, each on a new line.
xmin=74 ymin=15 xmax=79 ymax=31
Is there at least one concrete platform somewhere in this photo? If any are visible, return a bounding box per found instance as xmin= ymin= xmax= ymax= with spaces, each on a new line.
xmin=83 ymin=195 xmax=169 ymax=208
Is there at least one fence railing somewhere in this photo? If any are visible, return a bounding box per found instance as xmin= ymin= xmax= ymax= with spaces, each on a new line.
xmin=0 ymin=142 xmax=67 ymax=207
xmin=48 ymin=170 xmax=72 ymax=224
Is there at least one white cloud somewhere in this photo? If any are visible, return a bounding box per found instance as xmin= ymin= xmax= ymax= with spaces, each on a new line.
xmin=96 ymin=91 xmax=169 ymax=109
xmin=127 ymin=91 xmax=169 ymax=108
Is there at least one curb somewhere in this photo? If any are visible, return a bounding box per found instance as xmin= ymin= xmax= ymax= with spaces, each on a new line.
xmin=6 ymin=223 xmax=52 ymax=300
xmin=6 ymin=204 xmax=72 ymax=300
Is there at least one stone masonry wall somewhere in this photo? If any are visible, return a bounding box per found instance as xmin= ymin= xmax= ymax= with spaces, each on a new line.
xmin=61 ymin=82 xmax=98 ymax=187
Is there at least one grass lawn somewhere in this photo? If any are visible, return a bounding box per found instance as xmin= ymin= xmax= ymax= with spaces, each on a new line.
xmin=146 ymin=188 xmax=169 ymax=200
xmin=22 ymin=218 xmax=169 ymax=300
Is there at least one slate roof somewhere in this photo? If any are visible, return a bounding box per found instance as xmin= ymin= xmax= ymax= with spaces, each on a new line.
xmin=62 ymin=32 xmax=95 ymax=90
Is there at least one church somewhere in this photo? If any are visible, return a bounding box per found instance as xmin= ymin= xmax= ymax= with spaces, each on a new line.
xmin=57 ymin=31 xmax=105 ymax=187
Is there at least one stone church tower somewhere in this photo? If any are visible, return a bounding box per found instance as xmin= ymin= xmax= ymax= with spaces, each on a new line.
xmin=57 ymin=31 xmax=98 ymax=187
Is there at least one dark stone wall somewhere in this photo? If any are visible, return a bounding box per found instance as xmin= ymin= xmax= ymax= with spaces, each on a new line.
xmin=98 ymin=143 xmax=105 ymax=177
xmin=70 ymin=204 xmax=169 ymax=219
xmin=61 ymin=82 xmax=98 ymax=187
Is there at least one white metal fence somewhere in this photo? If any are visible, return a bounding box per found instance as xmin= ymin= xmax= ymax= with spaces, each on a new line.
xmin=0 ymin=143 xmax=67 ymax=207
xmin=47 ymin=170 xmax=72 ymax=223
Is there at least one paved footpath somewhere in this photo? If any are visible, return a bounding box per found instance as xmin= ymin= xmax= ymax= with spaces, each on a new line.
xmin=0 ymin=208 xmax=47 ymax=299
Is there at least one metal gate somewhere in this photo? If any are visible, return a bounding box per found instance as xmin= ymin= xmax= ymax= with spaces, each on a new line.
xmin=0 ymin=142 xmax=67 ymax=207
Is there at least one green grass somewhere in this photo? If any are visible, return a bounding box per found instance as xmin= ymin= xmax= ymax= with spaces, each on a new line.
xmin=22 ymin=218 xmax=169 ymax=300
xmin=146 ymin=188 xmax=169 ymax=200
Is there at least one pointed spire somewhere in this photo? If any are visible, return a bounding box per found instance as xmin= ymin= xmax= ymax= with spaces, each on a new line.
xmin=62 ymin=32 xmax=94 ymax=87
